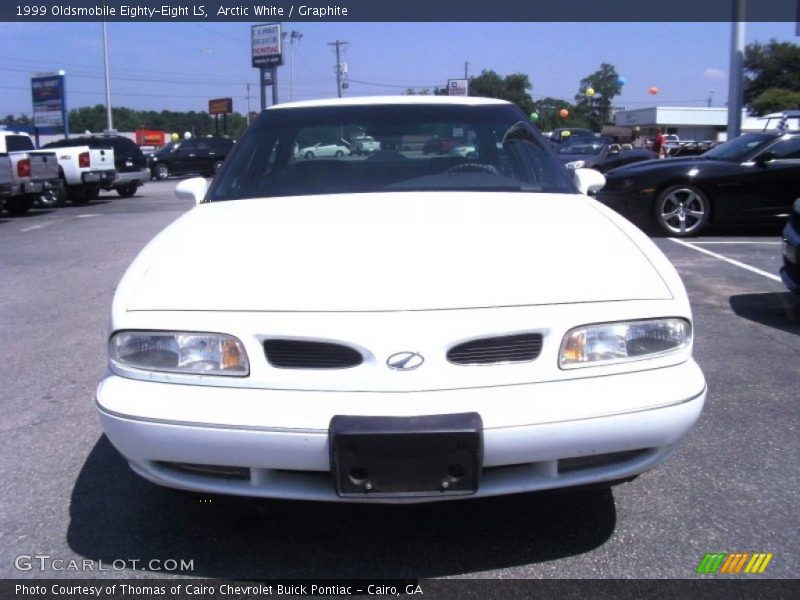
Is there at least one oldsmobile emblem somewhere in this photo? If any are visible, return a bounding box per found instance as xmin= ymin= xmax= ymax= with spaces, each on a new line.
xmin=386 ymin=351 xmax=424 ymax=371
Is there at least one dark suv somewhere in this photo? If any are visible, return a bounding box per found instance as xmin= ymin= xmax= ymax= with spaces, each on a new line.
xmin=147 ymin=137 xmax=234 ymax=180
xmin=44 ymin=135 xmax=149 ymax=197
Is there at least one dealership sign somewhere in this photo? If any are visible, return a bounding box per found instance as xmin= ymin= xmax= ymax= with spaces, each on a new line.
xmin=209 ymin=98 xmax=233 ymax=115
xmin=252 ymin=23 xmax=283 ymax=67
xmin=448 ymin=79 xmax=469 ymax=96
xmin=31 ymin=72 xmax=66 ymax=127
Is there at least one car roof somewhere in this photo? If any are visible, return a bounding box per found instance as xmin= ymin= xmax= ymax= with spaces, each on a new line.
xmin=269 ymin=95 xmax=511 ymax=110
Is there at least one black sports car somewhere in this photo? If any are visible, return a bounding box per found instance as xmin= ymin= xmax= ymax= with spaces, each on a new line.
xmin=781 ymin=197 xmax=800 ymax=295
xmin=557 ymin=137 xmax=658 ymax=173
xmin=597 ymin=132 xmax=800 ymax=236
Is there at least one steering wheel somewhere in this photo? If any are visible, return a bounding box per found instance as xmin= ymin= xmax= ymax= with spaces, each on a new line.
xmin=445 ymin=162 xmax=500 ymax=175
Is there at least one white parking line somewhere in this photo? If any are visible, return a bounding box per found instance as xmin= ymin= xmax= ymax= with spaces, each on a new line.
xmin=669 ymin=238 xmax=782 ymax=282
xmin=19 ymin=222 xmax=54 ymax=233
xmin=689 ymin=241 xmax=782 ymax=245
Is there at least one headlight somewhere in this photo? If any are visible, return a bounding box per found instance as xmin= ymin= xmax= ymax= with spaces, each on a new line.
xmin=564 ymin=160 xmax=585 ymax=169
xmin=110 ymin=331 xmax=249 ymax=376
xmin=559 ymin=318 xmax=691 ymax=369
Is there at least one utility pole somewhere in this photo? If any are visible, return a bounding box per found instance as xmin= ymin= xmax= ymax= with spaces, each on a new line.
xmin=727 ymin=0 xmax=745 ymax=139
xmin=289 ymin=30 xmax=303 ymax=102
xmin=464 ymin=61 xmax=470 ymax=79
xmin=328 ymin=40 xmax=348 ymax=97
xmin=246 ymin=83 xmax=251 ymax=125
xmin=102 ymin=21 xmax=113 ymax=133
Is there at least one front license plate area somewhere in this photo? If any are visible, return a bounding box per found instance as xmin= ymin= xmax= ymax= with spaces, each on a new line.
xmin=330 ymin=413 xmax=483 ymax=498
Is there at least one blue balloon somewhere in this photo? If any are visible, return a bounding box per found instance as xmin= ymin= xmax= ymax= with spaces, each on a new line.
xmin=617 ymin=76 xmax=627 ymax=86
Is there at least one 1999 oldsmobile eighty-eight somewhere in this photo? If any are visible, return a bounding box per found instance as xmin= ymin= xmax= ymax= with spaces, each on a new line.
xmin=96 ymin=97 xmax=706 ymax=502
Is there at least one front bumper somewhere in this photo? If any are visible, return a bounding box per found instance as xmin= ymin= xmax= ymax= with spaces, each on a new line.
xmin=780 ymin=221 xmax=800 ymax=294
xmin=97 ymin=360 xmax=706 ymax=502
xmin=595 ymin=189 xmax=653 ymax=228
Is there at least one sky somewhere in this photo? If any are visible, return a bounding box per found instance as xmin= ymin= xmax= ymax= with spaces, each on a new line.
xmin=0 ymin=21 xmax=798 ymax=119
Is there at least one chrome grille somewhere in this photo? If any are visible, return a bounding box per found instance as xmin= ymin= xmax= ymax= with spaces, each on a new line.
xmin=264 ymin=339 xmax=363 ymax=369
xmin=447 ymin=333 xmax=543 ymax=365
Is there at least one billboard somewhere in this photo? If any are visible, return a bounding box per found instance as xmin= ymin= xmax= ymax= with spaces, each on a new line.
xmin=448 ymin=79 xmax=469 ymax=96
xmin=31 ymin=73 xmax=66 ymax=127
xmin=209 ymin=98 xmax=233 ymax=115
xmin=252 ymin=23 xmax=283 ymax=68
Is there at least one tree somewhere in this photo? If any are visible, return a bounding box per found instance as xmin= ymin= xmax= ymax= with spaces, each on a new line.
xmin=744 ymin=40 xmax=800 ymax=112
xmin=469 ymin=69 xmax=535 ymax=115
xmin=574 ymin=63 xmax=622 ymax=130
xmin=531 ymin=97 xmax=580 ymax=132
xmin=749 ymin=87 xmax=800 ymax=116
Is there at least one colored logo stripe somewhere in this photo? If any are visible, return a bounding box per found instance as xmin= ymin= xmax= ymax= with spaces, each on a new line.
xmin=697 ymin=552 xmax=773 ymax=574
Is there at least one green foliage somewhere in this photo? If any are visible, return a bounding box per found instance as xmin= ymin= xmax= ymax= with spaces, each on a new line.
xmin=468 ymin=70 xmax=535 ymax=115
xmin=531 ymin=97 xmax=585 ymax=132
xmin=66 ymin=105 xmax=250 ymax=139
xmin=573 ymin=63 xmax=622 ymax=130
xmin=749 ymin=87 xmax=800 ymax=116
xmin=744 ymin=40 xmax=800 ymax=111
xmin=3 ymin=114 xmax=32 ymax=126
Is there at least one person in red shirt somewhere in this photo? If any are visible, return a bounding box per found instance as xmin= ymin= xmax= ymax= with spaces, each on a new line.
xmin=652 ymin=128 xmax=666 ymax=158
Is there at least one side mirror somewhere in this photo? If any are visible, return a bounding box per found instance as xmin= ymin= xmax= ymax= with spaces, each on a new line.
xmin=573 ymin=167 xmax=606 ymax=196
xmin=755 ymin=151 xmax=776 ymax=165
xmin=175 ymin=177 xmax=208 ymax=205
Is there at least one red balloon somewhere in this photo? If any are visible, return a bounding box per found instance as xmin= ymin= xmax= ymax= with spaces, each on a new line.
xmin=559 ymin=108 xmax=569 ymax=118
xmin=648 ymin=86 xmax=660 ymax=95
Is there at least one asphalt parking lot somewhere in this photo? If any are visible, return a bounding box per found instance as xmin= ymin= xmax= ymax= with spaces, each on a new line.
xmin=0 ymin=180 xmax=797 ymax=581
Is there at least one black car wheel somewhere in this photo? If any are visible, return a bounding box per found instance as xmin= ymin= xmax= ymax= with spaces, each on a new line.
xmin=654 ymin=185 xmax=710 ymax=237
xmin=213 ymin=160 xmax=224 ymax=175
xmin=155 ymin=163 xmax=170 ymax=180
xmin=39 ymin=180 xmax=67 ymax=208
xmin=116 ymin=182 xmax=139 ymax=198
xmin=4 ymin=197 xmax=33 ymax=216
xmin=304 ymin=151 xmax=315 ymax=159
xmin=335 ymin=150 xmax=344 ymax=158
xmin=70 ymin=186 xmax=95 ymax=205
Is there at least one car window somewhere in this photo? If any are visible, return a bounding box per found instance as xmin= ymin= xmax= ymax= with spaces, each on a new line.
xmin=5 ymin=135 xmax=36 ymax=152
xmin=764 ymin=137 xmax=800 ymax=159
xmin=703 ymin=133 xmax=774 ymax=161
xmin=207 ymin=104 xmax=575 ymax=201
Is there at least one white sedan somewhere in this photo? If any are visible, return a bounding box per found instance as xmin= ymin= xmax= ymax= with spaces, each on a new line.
xmin=97 ymin=96 xmax=706 ymax=503
xmin=298 ymin=142 xmax=350 ymax=159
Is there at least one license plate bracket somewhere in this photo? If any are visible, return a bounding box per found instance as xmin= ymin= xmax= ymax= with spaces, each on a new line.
xmin=329 ymin=413 xmax=483 ymax=498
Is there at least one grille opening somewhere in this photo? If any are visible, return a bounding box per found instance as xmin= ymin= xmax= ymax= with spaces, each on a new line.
xmin=447 ymin=333 xmax=543 ymax=365
xmin=558 ymin=449 xmax=650 ymax=474
xmin=264 ymin=339 xmax=363 ymax=369
xmin=158 ymin=462 xmax=250 ymax=481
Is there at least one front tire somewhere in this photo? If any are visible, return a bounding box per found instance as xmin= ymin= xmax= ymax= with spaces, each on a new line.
xmin=304 ymin=151 xmax=315 ymax=160
xmin=653 ymin=184 xmax=710 ymax=237
xmin=38 ymin=181 xmax=67 ymax=208
xmin=155 ymin=163 xmax=170 ymax=180
xmin=335 ymin=150 xmax=344 ymax=158
xmin=213 ymin=161 xmax=223 ymax=175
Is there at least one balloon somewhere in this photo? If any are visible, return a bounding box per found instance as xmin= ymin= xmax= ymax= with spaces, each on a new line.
xmin=184 ymin=132 xmax=192 ymax=140
xmin=170 ymin=133 xmax=179 ymax=142
xmin=648 ymin=86 xmax=660 ymax=95
xmin=585 ymin=88 xmax=595 ymax=97
xmin=529 ymin=112 xmax=539 ymax=122
xmin=559 ymin=108 xmax=569 ymax=118
xmin=617 ymin=76 xmax=627 ymax=86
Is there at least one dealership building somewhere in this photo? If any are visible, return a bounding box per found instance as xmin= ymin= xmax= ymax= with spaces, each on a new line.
xmin=612 ymin=106 xmax=772 ymax=141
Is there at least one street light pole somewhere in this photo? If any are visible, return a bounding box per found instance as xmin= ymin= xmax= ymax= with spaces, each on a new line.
xmin=102 ymin=21 xmax=113 ymax=132
xmin=289 ymin=31 xmax=303 ymax=102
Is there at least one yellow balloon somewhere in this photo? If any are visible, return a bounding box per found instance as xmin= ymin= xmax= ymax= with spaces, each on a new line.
xmin=170 ymin=133 xmax=179 ymax=142
xmin=586 ymin=88 xmax=595 ymax=97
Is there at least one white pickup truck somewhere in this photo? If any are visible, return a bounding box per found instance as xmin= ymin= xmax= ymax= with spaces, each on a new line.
xmin=42 ymin=139 xmax=116 ymax=204
xmin=0 ymin=131 xmax=60 ymax=215
xmin=0 ymin=154 xmax=12 ymax=207
xmin=351 ymin=135 xmax=381 ymax=155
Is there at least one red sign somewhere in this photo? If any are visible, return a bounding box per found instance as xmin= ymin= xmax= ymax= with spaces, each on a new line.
xmin=209 ymin=98 xmax=233 ymax=115
xmin=135 ymin=129 xmax=165 ymax=146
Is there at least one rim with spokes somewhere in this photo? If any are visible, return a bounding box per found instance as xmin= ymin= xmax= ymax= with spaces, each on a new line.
xmin=657 ymin=187 xmax=707 ymax=235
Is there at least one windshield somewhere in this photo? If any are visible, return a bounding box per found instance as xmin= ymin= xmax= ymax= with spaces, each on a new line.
xmin=207 ymin=103 xmax=575 ymax=201
xmin=557 ymin=138 xmax=606 ymax=155
xmin=703 ymin=133 xmax=774 ymax=161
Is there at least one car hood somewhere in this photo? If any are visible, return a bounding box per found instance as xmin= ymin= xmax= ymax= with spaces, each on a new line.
xmin=607 ymin=156 xmax=710 ymax=176
xmin=123 ymin=192 xmax=672 ymax=312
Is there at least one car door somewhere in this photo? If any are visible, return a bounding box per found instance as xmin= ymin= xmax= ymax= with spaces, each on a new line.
xmin=732 ymin=136 xmax=800 ymax=220
xmin=170 ymin=140 xmax=197 ymax=175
